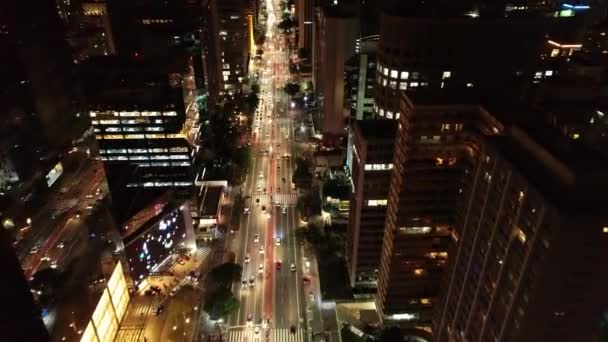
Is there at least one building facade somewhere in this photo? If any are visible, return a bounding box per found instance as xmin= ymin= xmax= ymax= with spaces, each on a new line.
xmin=313 ymin=6 xmax=359 ymax=136
xmin=373 ymin=5 xmax=586 ymax=119
xmin=82 ymin=57 xmax=195 ymax=210
xmin=376 ymin=92 xmax=504 ymax=324
xmin=434 ymin=125 xmax=608 ymax=342
xmin=345 ymin=36 xmax=379 ymax=120
xmin=297 ymin=0 xmax=313 ymax=51
xmin=346 ymin=120 xmax=396 ymax=290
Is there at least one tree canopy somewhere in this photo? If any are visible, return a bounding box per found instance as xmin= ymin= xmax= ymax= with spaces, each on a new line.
xmin=203 ymin=288 xmax=240 ymax=320
xmin=209 ymin=262 xmax=243 ymax=287
xmin=284 ymin=82 xmax=300 ymax=96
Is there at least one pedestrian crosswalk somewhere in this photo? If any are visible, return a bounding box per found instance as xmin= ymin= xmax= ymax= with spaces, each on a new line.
xmin=250 ymin=193 xmax=298 ymax=207
xmin=227 ymin=328 xmax=306 ymax=342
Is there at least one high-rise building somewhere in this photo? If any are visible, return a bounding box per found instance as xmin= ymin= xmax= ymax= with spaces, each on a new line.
xmin=345 ymin=36 xmax=378 ymax=120
xmin=62 ymin=0 xmax=117 ymax=61
xmin=376 ymin=91 xmax=504 ymax=324
xmin=346 ymin=120 xmax=396 ymax=291
xmin=297 ymin=0 xmax=313 ymax=51
xmin=81 ymin=56 xmax=196 ymax=220
xmin=107 ymin=0 xmax=204 ymax=58
xmin=433 ymin=124 xmax=608 ymax=342
xmin=313 ymin=5 xmax=359 ymax=136
xmin=373 ymin=2 xmax=587 ymax=119
xmin=215 ymin=0 xmax=252 ymax=96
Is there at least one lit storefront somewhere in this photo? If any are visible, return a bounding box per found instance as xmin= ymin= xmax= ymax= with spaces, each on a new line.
xmin=80 ymin=263 xmax=130 ymax=342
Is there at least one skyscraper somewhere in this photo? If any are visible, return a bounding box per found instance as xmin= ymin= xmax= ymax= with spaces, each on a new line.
xmin=376 ymin=91 xmax=503 ymax=324
xmin=81 ymin=56 xmax=196 ymax=220
xmin=346 ymin=120 xmax=396 ymax=290
xmin=434 ymin=123 xmax=608 ymax=342
xmin=313 ymin=5 xmax=360 ymax=136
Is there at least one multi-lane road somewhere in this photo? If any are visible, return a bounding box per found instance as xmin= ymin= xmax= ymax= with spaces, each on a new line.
xmin=226 ymin=0 xmax=309 ymax=341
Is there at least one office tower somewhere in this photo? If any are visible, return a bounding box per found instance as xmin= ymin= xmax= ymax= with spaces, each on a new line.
xmin=297 ymin=0 xmax=313 ymax=51
xmin=63 ymin=0 xmax=117 ymax=61
xmin=107 ymin=0 xmax=204 ymax=58
xmin=376 ymin=91 xmax=504 ymax=324
xmin=434 ymin=124 xmax=608 ymax=342
xmin=201 ymin=0 xmax=223 ymax=106
xmin=373 ymin=2 xmax=587 ymax=119
xmin=81 ymin=56 xmax=196 ymax=220
xmin=215 ymin=0 xmax=252 ymax=96
xmin=346 ymin=120 xmax=396 ymax=290
xmin=313 ymin=5 xmax=359 ymax=136
xmin=345 ymin=37 xmax=378 ymax=120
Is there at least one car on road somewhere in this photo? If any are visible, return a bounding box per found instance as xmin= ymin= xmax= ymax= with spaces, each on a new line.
xmin=170 ymin=286 xmax=180 ymax=296
xmin=291 ymin=183 xmax=296 ymax=190
xmin=258 ymin=264 xmax=264 ymax=274
xmin=276 ymin=238 xmax=281 ymax=246
xmin=302 ymin=277 xmax=311 ymax=286
xmin=56 ymin=242 xmax=65 ymax=249
xmin=253 ymin=234 xmax=259 ymax=243
xmin=261 ymin=205 xmax=266 ymax=212
xmin=259 ymin=246 xmax=264 ymax=254
xmin=254 ymin=326 xmax=261 ymax=335
xmin=154 ymin=304 xmax=165 ymax=316
xmin=244 ymin=254 xmax=251 ymax=263
xmin=247 ymin=314 xmax=253 ymax=326
xmin=290 ymin=325 xmax=297 ymax=334
xmin=290 ymin=263 xmax=296 ymax=272
xmin=244 ymin=207 xmax=250 ymax=214
xmin=276 ymin=261 xmax=282 ymax=270
xmin=282 ymin=207 xmax=287 ymax=214
xmin=249 ymin=276 xmax=255 ymax=287
xmin=242 ymin=279 xmax=248 ymax=288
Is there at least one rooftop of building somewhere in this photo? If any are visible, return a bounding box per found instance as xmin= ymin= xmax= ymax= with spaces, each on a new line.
xmin=380 ymin=0 xmax=588 ymax=18
xmin=355 ymin=119 xmax=398 ymax=141
xmin=491 ymin=122 xmax=608 ymax=214
xmin=198 ymin=186 xmax=223 ymax=217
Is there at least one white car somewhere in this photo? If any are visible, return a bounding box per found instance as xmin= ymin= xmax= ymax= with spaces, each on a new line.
xmin=258 ymin=264 xmax=264 ymax=274
xmin=254 ymin=326 xmax=261 ymax=335
xmin=282 ymin=207 xmax=287 ymax=214
xmin=259 ymin=246 xmax=264 ymax=254
xmin=290 ymin=263 xmax=296 ymax=272
xmin=245 ymin=254 xmax=251 ymax=263
xmin=249 ymin=277 xmax=255 ymax=287
xmin=242 ymin=279 xmax=248 ymax=288
xmin=253 ymin=234 xmax=259 ymax=243
xmin=276 ymin=238 xmax=281 ymax=246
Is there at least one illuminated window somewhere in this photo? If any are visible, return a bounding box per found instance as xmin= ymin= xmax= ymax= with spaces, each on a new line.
xmin=399 ymin=226 xmax=432 ymax=234
xmin=219 ymin=30 xmax=227 ymax=36
xmin=466 ymin=83 xmax=474 ymax=87
xmin=141 ymin=111 xmax=160 ymax=116
xmin=119 ymin=111 xmax=140 ymax=117
xmin=514 ymin=227 xmax=527 ymax=243
xmin=379 ymin=109 xmax=385 ymax=116
xmin=382 ymin=79 xmax=388 ymax=87
xmin=410 ymin=82 xmax=419 ymax=88
xmin=545 ymin=70 xmax=554 ymax=76
xmin=124 ymin=134 xmax=145 ymax=139
xmin=411 ymin=72 xmax=419 ymax=79
xmin=128 ymin=148 xmax=147 ymax=153
xmin=454 ymin=123 xmax=463 ymax=131
xmin=386 ymin=111 xmax=393 ymax=119
xmin=414 ymin=269 xmax=424 ymax=276
xmin=223 ymin=75 xmax=229 ymax=81
xmin=395 ymin=113 xmax=400 ymax=119
xmin=389 ymin=81 xmax=397 ymax=89
xmin=364 ymin=164 xmax=373 ymax=171
xmin=441 ymin=123 xmax=450 ymax=131
xmin=383 ymin=67 xmax=388 ymax=76
xmin=145 ymin=127 xmax=163 ymax=132
xmin=534 ymin=72 xmax=543 ymax=79
xmin=603 ymin=227 xmax=608 ymax=233
xmin=571 ymin=133 xmax=580 ymax=139
xmin=400 ymin=71 xmax=409 ymax=80
xmin=420 ymin=298 xmax=431 ymax=305
xmin=222 ymin=70 xmax=231 ymax=76
xmin=367 ymin=199 xmax=387 ymax=206
xmin=399 ymin=82 xmax=408 ymax=90
xmin=390 ymin=70 xmax=398 ymax=79
xmin=89 ymin=111 xmax=97 ymax=117
xmin=163 ymin=111 xmax=178 ymax=116
xmin=91 ymin=120 xmax=99 ymax=125
xmin=550 ymin=48 xmax=560 ymax=57
xmin=99 ymin=119 xmax=119 ymax=125
xmin=442 ymin=71 xmax=451 ymax=79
